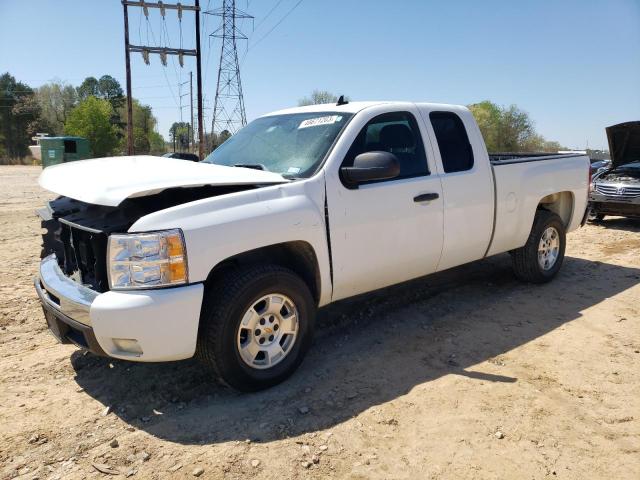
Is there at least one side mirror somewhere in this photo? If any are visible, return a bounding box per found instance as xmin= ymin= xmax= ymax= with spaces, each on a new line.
xmin=340 ymin=151 xmax=400 ymax=187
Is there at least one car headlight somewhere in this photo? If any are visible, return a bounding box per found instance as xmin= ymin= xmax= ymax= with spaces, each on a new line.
xmin=107 ymin=229 xmax=188 ymax=290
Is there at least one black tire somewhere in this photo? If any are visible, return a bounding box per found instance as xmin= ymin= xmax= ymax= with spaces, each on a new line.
xmin=511 ymin=210 xmax=566 ymax=283
xmin=197 ymin=264 xmax=315 ymax=392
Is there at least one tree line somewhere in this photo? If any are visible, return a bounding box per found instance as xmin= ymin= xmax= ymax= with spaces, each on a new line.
xmin=467 ymin=101 xmax=563 ymax=152
xmin=299 ymin=91 xmax=567 ymax=153
xmin=0 ymin=72 xmax=165 ymax=161
xmin=1 ymin=78 xmax=572 ymax=162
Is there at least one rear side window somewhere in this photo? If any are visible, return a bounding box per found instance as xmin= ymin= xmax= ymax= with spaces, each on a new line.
xmin=343 ymin=111 xmax=429 ymax=179
xmin=429 ymin=112 xmax=474 ymax=173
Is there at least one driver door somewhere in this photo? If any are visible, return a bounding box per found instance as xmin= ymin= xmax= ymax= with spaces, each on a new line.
xmin=326 ymin=107 xmax=444 ymax=301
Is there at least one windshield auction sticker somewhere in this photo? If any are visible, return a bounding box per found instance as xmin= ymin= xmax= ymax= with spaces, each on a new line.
xmin=298 ymin=115 xmax=342 ymax=129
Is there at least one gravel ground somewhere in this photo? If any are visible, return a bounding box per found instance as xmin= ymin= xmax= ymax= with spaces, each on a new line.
xmin=1 ymin=165 xmax=639 ymax=479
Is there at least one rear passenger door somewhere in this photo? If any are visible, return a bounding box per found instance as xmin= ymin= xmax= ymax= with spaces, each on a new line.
xmin=424 ymin=109 xmax=494 ymax=270
xmin=326 ymin=106 xmax=444 ymax=301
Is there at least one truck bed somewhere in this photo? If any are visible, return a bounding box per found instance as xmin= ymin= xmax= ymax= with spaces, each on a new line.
xmin=486 ymin=152 xmax=590 ymax=258
xmin=489 ymin=152 xmax=585 ymax=165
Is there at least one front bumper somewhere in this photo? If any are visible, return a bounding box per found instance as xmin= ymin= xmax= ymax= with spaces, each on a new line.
xmin=35 ymin=254 xmax=204 ymax=362
xmin=35 ymin=276 xmax=107 ymax=356
xmin=589 ymin=193 xmax=640 ymax=218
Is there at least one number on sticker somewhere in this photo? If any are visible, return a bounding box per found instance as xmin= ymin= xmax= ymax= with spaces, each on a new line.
xmin=298 ymin=115 xmax=341 ymax=129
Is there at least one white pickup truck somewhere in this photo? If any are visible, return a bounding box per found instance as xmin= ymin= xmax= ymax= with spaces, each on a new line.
xmin=35 ymin=101 xmax=590 ymax=391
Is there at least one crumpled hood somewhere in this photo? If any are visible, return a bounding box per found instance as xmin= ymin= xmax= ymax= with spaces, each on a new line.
xmin=39 ymin=155 xmax=287 ymax=206
xmin=606 ymin=121 xmax=640 ymax=169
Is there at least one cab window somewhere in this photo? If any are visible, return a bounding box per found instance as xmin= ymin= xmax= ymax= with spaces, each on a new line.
xmin=343 ymin=111 xmax=429 ymax=179
xmin=429 ymin=111 xmax=474 ymax=173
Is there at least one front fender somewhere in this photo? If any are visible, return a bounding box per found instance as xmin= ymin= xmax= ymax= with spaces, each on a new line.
xmin=129 ymin=179 xmax=332 ymax=305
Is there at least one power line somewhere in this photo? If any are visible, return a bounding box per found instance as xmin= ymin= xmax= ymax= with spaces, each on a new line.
xmin=141 ymin=7 xmax=181 ymax=108
xmin=253 ymin=0 xmax=286 ymax=32
xmin=202 ymin=0 xmax=214 ymax=87
xmin=132 ymin=83 xmax=181 ymax=89
xmin=249 ymin=0 xmax=303 ymax=50
xmin=239 ymin=0 xmax=304 ymax=67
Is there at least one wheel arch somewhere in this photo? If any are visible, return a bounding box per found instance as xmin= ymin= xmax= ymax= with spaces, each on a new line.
xmin=203 ymin=241 xmax=323 ymax=305
xmin=537 ymin=191 xmax=575 ymax=228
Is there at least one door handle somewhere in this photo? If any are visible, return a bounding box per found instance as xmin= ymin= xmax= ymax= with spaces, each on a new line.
xmin=413 ymin=192 xmax=439 ymax=202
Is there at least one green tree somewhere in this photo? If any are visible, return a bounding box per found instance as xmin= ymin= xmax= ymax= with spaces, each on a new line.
xmin=0 ymin=73 xmax=43 ymax=159
xmin=36 ymin=81 xmax=78 ymax=135
xmin=218 ymin=129 xmax=231 ymax=145
xmin=115 ymin=98 xmax=165 ymax=155
xmin=169 ymin=121 xmax=191 ymax=151
xmin=77 ymin=75 xmax=124 ymax=111
xmin=204 ymin=129 xmax=232 ymax=153
xmin=132 ymin=101 xmax=152 ymax=153
xmin=468 ymin=100 xmax=564 ymax=152
xmin=76 ymin=77 xmax=99 ymax=101
xmin=468 ymin=101 xmax=501 ymax=152
xmin=298 ymin=90 xmax=348 ymax=106
xmin=496 ymin=105 xmax=536 ymax=152
xmin=97 ymin=75 xmax=125 ymax=110
xmin=120 ymin=99 xmax=164 ymax=154
xmin=149 ymin=131 xmax=166 ymax=155
xmin=65 ymin=96 xmax=119 ymax=157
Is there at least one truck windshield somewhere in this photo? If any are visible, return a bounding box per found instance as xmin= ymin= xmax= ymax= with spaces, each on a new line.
xmin=202 ymin=112 xmax=353 ymax=178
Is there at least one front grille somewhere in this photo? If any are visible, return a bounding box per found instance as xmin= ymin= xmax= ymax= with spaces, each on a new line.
xmin=594 ymin=183 xmax=640 ymax=199
xmin=58 ymin=222 xmax=109 ymax=292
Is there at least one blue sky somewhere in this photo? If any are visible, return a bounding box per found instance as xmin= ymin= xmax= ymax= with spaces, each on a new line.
xmin=1 ymin=0 xmax=639 ymax=150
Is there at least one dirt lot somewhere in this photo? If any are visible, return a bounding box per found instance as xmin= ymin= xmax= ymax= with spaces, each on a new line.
xmin=1 ymin=165 xmax=639 ymax=479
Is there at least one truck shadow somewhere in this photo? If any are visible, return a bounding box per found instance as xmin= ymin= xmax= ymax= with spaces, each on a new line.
xmin=71 ymin=254 xmax=640 ymax=445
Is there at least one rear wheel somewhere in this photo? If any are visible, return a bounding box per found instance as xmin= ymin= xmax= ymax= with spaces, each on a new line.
xmin=197 ymin=264 xmax=315 ymax=391
xmin=511 ymin=210 xmax=566 ymax=283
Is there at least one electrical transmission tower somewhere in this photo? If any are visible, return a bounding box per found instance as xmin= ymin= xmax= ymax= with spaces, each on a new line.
xmin=207 ymin=1 xmax=252 ymax=136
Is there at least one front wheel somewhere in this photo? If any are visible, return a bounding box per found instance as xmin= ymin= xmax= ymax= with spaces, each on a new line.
xmin=511 ymin=210 xmax=566 ymax=283
xmin=197 ymin=264 xmax=315 ymax=392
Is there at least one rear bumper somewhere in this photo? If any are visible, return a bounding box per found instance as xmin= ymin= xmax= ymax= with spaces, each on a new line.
xmin=36 ymin=254 xmax=204 ymax=362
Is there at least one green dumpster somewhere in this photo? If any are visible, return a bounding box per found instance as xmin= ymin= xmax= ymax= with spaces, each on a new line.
xmin=40 ymin=137 xmax=91 ymax=168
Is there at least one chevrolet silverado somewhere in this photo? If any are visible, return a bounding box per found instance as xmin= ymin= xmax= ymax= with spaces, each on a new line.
xmin=35 ymin=101 xmax=590 ymax=391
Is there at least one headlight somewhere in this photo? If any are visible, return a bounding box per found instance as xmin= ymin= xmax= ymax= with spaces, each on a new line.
xmin=107 ymin=229 xmax=188 ymax=290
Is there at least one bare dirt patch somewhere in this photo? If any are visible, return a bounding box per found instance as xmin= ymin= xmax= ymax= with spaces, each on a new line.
xmin=1 ymin=165 xmax=639 ymax=479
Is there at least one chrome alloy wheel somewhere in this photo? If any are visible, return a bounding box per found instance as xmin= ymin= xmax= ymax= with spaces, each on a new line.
xmin=538 ymin=226 xmax=560 ymax=270
xmin=236 ymin=293 xmax=299 ymax=369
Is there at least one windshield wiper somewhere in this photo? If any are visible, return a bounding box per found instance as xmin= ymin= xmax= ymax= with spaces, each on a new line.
xmin=233 ymin=163 xmax=267 ymax=171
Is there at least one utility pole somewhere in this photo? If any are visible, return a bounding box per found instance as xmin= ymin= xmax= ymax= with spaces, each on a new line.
xmin=190 ymin=71 xmax=194 ymax=152
xmin=179 ymin=78 xmax=189 ymax=151
xmin=195 ymin=0 xmax=204 ymax=159
xmin=121 ymin=1 xmax=203 ymax=156
xmin=123 ymin=2 xmax=134 ymax=155
xmin=207 ymin=0 xmax=252 ymax=137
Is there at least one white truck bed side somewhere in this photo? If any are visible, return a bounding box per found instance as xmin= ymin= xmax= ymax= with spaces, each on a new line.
xmin=487 ymin=154 xmax=590 ymax=257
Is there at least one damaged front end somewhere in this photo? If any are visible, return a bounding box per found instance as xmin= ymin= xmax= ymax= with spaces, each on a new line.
xmin=38 ymin=185 xmax=255 ymax=292
xmin=588 ymin=121 xmax=640 ymax=219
